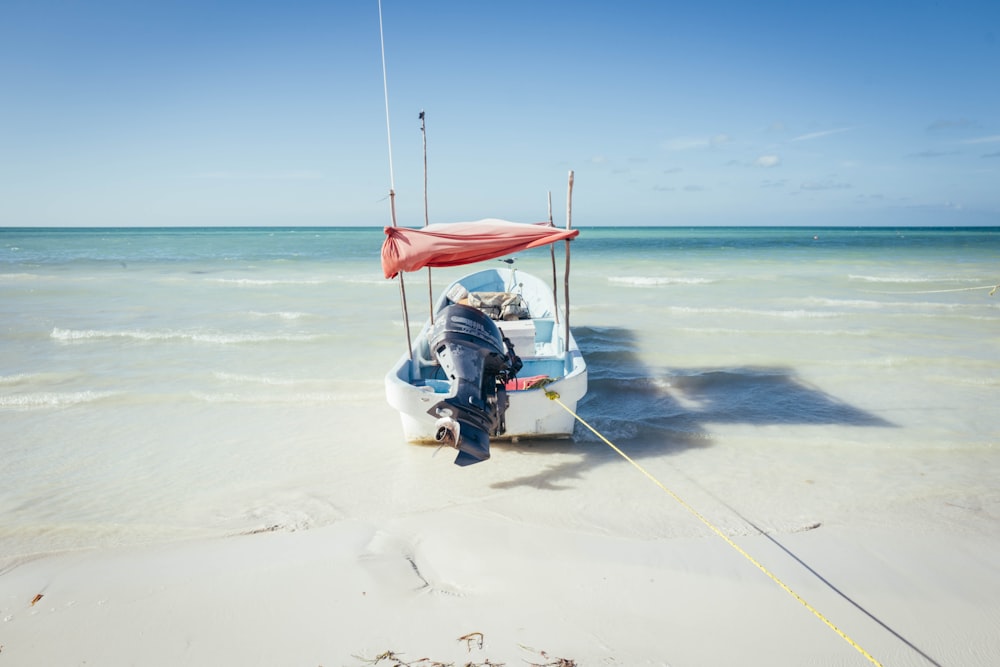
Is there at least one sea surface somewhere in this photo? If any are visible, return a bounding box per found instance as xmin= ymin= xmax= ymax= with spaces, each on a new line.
xmin=2 ymin=226 xmax=998 ymax=563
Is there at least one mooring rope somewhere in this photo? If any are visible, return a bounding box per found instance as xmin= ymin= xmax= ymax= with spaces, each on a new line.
xmin=543 ymin=388 xmax=884 ymax=666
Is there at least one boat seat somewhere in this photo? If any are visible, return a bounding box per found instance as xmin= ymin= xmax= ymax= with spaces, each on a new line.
xmin=463 ymin=291 xmax=529 ymax=321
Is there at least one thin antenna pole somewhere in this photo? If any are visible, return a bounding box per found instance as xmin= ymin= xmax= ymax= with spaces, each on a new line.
xmin=421 ymin=111 xmax=429 ymax=228
xmin=548 ymin=191 xmax=559 ymax=325
xmin=564 ymin=170 xmax=574 ymax=350
xmin=378 ymin=0 xmax=395 ymax=198
xmin=378 ymin=0 xmax=412 ymax=359
xmin=421 ymin=110 xmax=434 ymax=323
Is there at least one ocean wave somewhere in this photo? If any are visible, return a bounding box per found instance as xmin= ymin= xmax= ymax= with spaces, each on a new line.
xmin=848 ymin=274 xmax=981 ymax=285
xmin=247 ymin=311 xmax=312 ymax=321
xmin=0 ymin=373 xmax=36 ymax=385
xmin=0 ymin=371 xmax=85 ymax=387
xmin=800 ymin=297 xmax=893 ymax=309
xmin=0 ymin=272 xmax=47 ymax=282
xmin=51 ymin=328 xmax=324 ymax=344
xmin=208 ymin=278 xmax=328 ymax=287
xmin=799 ymin=297 xmax=984 ymax=311
xmin=829 ymin=355 xmax=934 ymax=369
xmin=191 ymin=390 xmax=379 ymax=404
xmin=609 ymin=276 xmax=716 ymax=287
xmin=667 ymin=306 xmax=839 ymax=319
xmin=0 ymin=390 xmax=118 ymax=409
xmin=212 ymin=372 xmax=321 ymax=386
xmin=675 ymin=327 xmax=872 ymax=337
xmin=339 ymin=276 xmax=396 ymax=286
xmin=948 ymin=376 xmax=1000 ymax=387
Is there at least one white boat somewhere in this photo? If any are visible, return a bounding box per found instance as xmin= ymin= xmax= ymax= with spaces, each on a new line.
xmin=381 ymin=217 xmax=587 ymax=466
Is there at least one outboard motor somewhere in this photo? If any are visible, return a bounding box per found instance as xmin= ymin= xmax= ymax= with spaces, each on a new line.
xmin=428 ymin=303 xmax=519 ymax=466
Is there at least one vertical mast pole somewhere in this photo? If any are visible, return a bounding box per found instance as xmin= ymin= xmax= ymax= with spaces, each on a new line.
xmin=548 ymin=191 xmax=559 ymax=325
xmin=421 ymin=110 xmax=434 ymax=323
xmin=379 ymin=0 xmax=412 ymax=359
xmin=564 ymin=170 xmax=574 ymax=350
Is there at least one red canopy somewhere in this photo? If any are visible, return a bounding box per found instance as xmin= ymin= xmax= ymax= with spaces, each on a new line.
xmin=381 ymin=219 xmax=579 ymax=279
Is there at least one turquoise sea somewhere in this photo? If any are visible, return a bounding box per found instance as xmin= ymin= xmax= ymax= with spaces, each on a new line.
xmin=2 ymin=226 xmax=998 ymax=564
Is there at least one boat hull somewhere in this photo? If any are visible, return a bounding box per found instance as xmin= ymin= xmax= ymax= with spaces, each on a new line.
xmin=385 ymin=267 xmax=587 ymax=446
xmin=386 ymin=336 xmax=587 ymax=443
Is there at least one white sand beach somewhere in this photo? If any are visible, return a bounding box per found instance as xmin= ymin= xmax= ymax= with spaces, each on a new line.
xmin=3 ymin=424 xmax=999 ymax=666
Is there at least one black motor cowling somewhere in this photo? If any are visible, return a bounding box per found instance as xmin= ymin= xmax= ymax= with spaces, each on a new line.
xmin=428 ymin=303 xmax=518 ymax=466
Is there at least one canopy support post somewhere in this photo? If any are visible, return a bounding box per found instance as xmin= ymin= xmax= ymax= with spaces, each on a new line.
xmin=421 ymin=110 xmax=434 ymax=324
xmin=564 ymin=170 xmax=574 ymax=352
xmin=389 ymin=189 xmax=414 ymax=361
xmin=548 ymin=191 xmax=560 ymax=325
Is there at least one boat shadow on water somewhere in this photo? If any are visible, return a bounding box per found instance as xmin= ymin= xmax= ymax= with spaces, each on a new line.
xmin=491 ymin=325 xmax=895 ymax=489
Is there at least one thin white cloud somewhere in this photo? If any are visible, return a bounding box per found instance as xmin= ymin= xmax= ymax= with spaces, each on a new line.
xmin=907 ymin=150 xmax=959 ymax=158
xmin=663 ymin=134 xmax=732 ymax=151
xmin=961 ymin=135 xmax=1000 ymax=144
xmin=664 ymin=137 xmax=709 ymax=151
xmin=801 ymin=180 xmax=852 ymax=191
xmin=755 ymin=155 xmax=781 ymax=168
xmin=653 ymin=183 xmax=706 ymax=192
xmin=927 ymin=118 xmax=980 ymax=132
xmin=191 ymin=170 xmax=323 ymax=181
xmin=792 ymin=127 xmax=853 ymax=142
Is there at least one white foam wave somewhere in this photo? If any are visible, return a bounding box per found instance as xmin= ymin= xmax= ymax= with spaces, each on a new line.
xmin=668 ymin=306 xmax=839 ymax=319
xmin=191 ymin=390 xmax=379 ymax=404
xmin=0 ymin=373 xmax=36 ymax=385
xmin=209 ymin=278 xmax=328 ymax=287
xmin=828 ymin=355 xmax=950 ymax=369
xmin=676 ymin=327 xmax=871 ymax=337
xmin=51 ymin=328 xmax=324 ymax=344
xmin=339 ymin=276 xmax=395 ymax=286
xmin=949 ymin=376 xmax=1000 ymax=387
xmin=609 ymin=276 xmax=716 ymax=287
xmin=0 ymin=371 xmax=83 ymax=387
xmin=247 ymin=311 xmax=312 ymax=320
xmin=800 ymin=297 xmax=979 ymax=311
xmin=848 ymin=274 xmax=977 ymax=285
xmin=0 ymin=272 xmax=47 ymax=282
xmin=0 ymin=391 xmax=118 ymax=409
xmin=213 ymin=372 xmax=311 ymax=386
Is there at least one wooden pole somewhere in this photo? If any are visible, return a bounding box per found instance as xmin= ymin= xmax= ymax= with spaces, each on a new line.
xmin=421 ymin=110 xmax=434 ymax=324
xmin=548 ymin=191 xmax=559 ymax=325
xmin=564 ymin=170 xmax=574 ymax=351
xmin=390 ymin=188 xmax=413 ymax=361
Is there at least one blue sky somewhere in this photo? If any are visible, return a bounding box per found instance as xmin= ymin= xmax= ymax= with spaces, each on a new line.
xmin=2 ymin=0 xmax=998 ymax=227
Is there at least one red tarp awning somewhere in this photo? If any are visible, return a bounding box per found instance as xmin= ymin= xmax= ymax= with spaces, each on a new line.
xmin=381 ymin=219 xmax=579 ymax=279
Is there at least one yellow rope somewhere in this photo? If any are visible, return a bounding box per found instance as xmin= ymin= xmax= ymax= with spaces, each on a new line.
xmin=544 ymin=389 xmax=883 ymax=666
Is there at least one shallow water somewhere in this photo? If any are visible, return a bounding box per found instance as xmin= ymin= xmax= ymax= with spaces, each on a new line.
xmin=2 ymin=226 xmax=998 ymax=562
